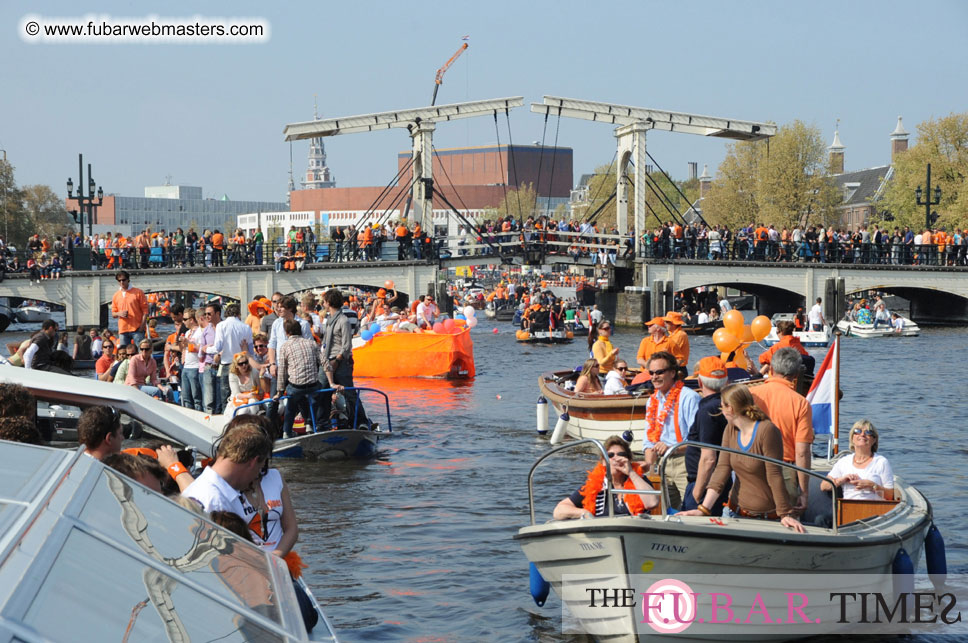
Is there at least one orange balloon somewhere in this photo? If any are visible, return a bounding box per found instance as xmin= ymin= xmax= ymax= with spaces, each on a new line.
xmin=741 ymin=325 xmax=755 ymax=344
xmin=723 ymin=309 xmax=745 ymax=336
xmin=732 ymin=347 xmax=750 ymax=370
xmin=384 ymin=280 xmax=395 ymax=289
xmin=750 ymin=315 xmax=772 ymax=342
xmin=713 ymin=328 xmax=741 ymax=353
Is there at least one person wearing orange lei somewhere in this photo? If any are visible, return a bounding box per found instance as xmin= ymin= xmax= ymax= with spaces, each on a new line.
xmin=554 ymin=436 xmax=658 ymax=519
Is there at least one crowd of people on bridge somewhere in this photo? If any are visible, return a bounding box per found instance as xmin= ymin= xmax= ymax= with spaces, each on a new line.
xmin=3 ymin=213 xmax=967 ymax=277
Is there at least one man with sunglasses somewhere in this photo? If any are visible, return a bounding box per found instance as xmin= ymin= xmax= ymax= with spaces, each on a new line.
xmin=111 ymin=270 xmax=149 ymax=349
xmin=642 ymin=351 xmax=700 ymax=510
xmin=126 ymin=340 xmax=167 ymax=400
xmin=95 ymin=340 xmax=116 ymax=382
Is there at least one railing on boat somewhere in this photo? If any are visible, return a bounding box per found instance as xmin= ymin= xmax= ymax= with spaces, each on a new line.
xmin=231 ymin=386 xmax=392 ymax=434
xmin=527 ymin=438 xmax=840 ymax=534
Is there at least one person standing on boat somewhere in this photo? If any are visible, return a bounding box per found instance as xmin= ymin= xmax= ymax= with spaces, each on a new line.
xmin=205 ymin=303 xmax=254 ymax=414
xmin=682 ymin=357 xmax=731 ymax=516
xmin=808 ymin=297 xmax=825 ymax=331
xmin=273 ymin=320 xmax=320 ymax=438
xmin=591 ymin=321 xmax=619 ymax=372
xmin=821 ymin=420 xmax=894 ymax=501
xmin=319 ymin=288 xmax=370 ymax=429
xmin=682 ymin=384 xmax=805 ymax=532
xmin=111 ymin=270 xmax=149 ymax=349
xmin=750 ymin=347 xmax=813 ymax=514
xmin=642 ymin=351 xmax=700 ymax=509
xmin=635 ymin=317 xmax=670 ymax=371
xmin=664 ymin=312 xmax=690 ymax=367
xmin=553 ymin=436 xmax=658 ymax=519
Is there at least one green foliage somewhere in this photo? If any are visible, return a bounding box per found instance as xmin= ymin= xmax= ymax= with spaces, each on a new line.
xmin=703 ymin=120 xmax=839 ymax=230
xmin=0 ymin=159 xmax=73 ymax=247
xmin=490 ymin=181 xmax=539 ymax=220
xmin=879 ymin=112 xmax=968 ymax=231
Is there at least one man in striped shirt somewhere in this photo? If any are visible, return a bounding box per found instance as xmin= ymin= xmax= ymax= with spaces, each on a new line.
xmin=273 ymin=319 xmax=320 ymax=438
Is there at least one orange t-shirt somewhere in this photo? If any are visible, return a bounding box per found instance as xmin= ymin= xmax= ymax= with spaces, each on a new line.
xmin=758 ymin=335 xmax=809 ymax=365
xmin=749 ymin=378 xmax=814 ymax=462
xmin=212 ymin=233 xmax=225 ymax=249
xmin=112 ymin=287 xmax=149 ymax=334
xmin=667 ymin=329 xmax=689 ymax=366
xmin=636 ymin=335 xmax=670 ymax=366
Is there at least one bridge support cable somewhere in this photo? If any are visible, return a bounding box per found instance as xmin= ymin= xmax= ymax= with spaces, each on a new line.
xmin=493 ymin=112 xmax=510 ymax=219
xmin=432 ymin=187 xmax=510 ymax=261
xmin=532 ymin=111 xmax=550 ymax=218
xmin=579 ymin=150 xmax=618 ymax=225
xmin=544 ymin=107 xmax=563 ymax=216
xmin=628 ymin=157 xmax=688 ymax=228
xmin=646 ymin=150 xmax=709 ymax=227
xmin=432 ymin=144 xmax=474 ymax=217
xmin=504 ymin=109 xmax=524 ymax=218
xmin=578 ymin=191 xmax=617 ymax=238
xmin=354 ymin=156 xmax=415 ymax=231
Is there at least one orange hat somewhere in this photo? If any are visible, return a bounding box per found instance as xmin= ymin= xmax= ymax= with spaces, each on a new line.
xmin=377 ymin=288 xmax=386 ymax=297
xmin=645 ymin=316 xmax=666 ymax=328
xmin=697 ymin=356 xmax=727 ymax=380
xmin=248 ymin=297 xmax=271 ymax=316
xmin=663 ymin=311 xmax=684 ymax=326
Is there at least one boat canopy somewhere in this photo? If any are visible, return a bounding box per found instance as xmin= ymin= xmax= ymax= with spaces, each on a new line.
xmin=0 ymin=365 xmax=221 ymax=457
xmin=0 ymin=441 xmax=336 ymax=642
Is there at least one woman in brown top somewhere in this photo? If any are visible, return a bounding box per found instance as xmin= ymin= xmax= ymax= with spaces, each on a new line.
xmin=682 ymin=384 xmax=805 ymax=533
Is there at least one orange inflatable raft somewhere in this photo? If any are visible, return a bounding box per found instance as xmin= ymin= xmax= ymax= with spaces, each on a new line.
xmin=353 ymin=327 xmax=476 ymax=379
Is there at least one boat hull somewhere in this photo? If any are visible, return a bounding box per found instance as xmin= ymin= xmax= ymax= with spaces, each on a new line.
xmin=14 ymin=307 xmax=52 ymax=323
xmin=836 ymin=318 xmax=920 ymax=338
xmin=764 ymin=325 xmax=831 ymax=347
xmin=517 ymin=330 xmax=574 ymax=345
xmin=538 ymin=371 xmax=648 ymax=450
xmin=272 ymin=429 xmax=380 ymax=460
xmin=517 ymin=477 xmax=932 ymax=642
xmin=353 ymin=327 xmax=475 ymax=378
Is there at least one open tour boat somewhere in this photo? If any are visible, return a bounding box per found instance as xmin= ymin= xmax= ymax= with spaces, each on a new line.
xmin=836 ymin=315 xmax=920 ymax=338
xmin=763 ymin=313 xmax=832 ymax=348
xmin=517 ymin=439 xmax=939 ymax=642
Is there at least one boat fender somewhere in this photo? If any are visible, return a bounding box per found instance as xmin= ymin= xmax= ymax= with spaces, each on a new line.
xmin=529 ymin=562 xmax=551 ymax=607
xmin=536 ymin=397 xmax=549 ymax=435
xmin=892 ymin=548 xmax=914 ymax=610
xmin=925 ymin=524 xmax=947 ymax=592
xmin=549 ymin=411 xmax=569 ymax=445
xmin=622 ymin=430 xmax=634 ymax=444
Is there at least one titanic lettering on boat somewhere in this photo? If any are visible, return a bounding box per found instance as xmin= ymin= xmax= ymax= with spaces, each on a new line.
xmin=650 ymin=542 xmax=688 ymax=554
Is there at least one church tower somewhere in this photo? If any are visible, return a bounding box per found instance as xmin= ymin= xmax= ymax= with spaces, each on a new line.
xmin=301 ymin=96 xmax=336 ymax=189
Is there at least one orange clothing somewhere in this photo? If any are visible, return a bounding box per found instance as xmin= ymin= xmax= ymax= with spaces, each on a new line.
xmin=758 ymin=335 xmax=809 ymax=365
xmin=361 ymin=227 xmax=373 ymax=246
xmin=111 ymin=287 xmax=149 ymax=334
xmin=636 ymin=335 xmax=670 ymax=366
xmin=667 ymin=329 xmax=690 ymax=366
xmin=212 ymin=232 xmax=225 ymax=249
xmin=921 ymin=230 xmax=933 ymax=245
xmin=395 ymin=225 xmax=408 ymax=239
xmin=749 ymin=377 xmax=814 ymax=462
xmin=244 ymin=314 xmax=262 ymax=336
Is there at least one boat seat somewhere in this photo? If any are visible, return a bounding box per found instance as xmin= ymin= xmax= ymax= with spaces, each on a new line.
xmin=800 ymin=476 xmax=836 ymax=528
xmin=837 ymin=498 xmax=899 ymax=526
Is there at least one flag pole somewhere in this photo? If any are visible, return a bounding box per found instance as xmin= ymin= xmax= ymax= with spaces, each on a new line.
xmin=832 ymin=333 xmax=840 ymax=455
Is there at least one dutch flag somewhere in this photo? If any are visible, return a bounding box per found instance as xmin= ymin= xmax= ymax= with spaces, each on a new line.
xmin=805 ymin=336 xmax=839 ymax=455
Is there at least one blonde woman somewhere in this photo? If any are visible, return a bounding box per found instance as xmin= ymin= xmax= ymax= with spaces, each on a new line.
xmin=681 ymin=383 xmax=804 ymax=532
xmin=821 ymin=420 xmax=893 ymax=501
xmin=573 ymin=358 xmax=603 ymax=394
xmin=225 ymin=351 xmax=264 ymax=416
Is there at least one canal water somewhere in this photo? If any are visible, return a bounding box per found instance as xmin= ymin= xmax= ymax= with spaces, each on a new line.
xmin=6 ymin=316 xmax=965 ymax=641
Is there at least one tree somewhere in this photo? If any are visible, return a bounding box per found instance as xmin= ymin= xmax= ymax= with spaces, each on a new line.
xmin=0 ymin=158 xmax=27 ymax=247
xmin=703 ymin=120 xmax=839 ymax=230
xmin=488 ymin=181 xmax=539 ymax=221
xmin=22 ymin=184 xmax=73 ymax=241
xmin=879 ymin=112 xmax=968 ymax=230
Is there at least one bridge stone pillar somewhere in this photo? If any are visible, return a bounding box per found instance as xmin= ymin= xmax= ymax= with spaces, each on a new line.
xmin=410 ymin=121 xmax=436 ymax=232
xmin=615 ymin=123 xmax=649 ymax=256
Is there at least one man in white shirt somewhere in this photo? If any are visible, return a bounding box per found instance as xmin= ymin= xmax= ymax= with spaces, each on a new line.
xmin=718 ymin=295 xmax=731 ymax=313
xmin=891 ymin=312 xmax=905 ymax=334
xmin=696 ymin=310 xmax=709 ymax=324
xmin=205 ymin=303 xmax=253 ymax=414
xmin=416 ymin=295 xmax=438 ymax=328
xmin=808 ymin=297 xmax=825 ymax=331
xmin=268 ymin=295 xmax=313 ymax=380
xmin=589 ymin=305 xmax=604 ymax=325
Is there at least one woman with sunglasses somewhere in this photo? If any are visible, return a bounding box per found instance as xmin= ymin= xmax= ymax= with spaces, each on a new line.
xmin=591 ymin=320 xmax=620 ymax=373
xmin=225 ymin=351 xmax=265 ymax=416
xmin=680 ymin=383 xmax=805 ymax=533
xmin=573 ymin=358 xmax=604 ymax=395
xmin=821 ymin=420 xmax=893 ymax=501
xmin=180 ymin=309 xmax=204 ymax=411
xmin=553 ymin=436 xmax=658 ymax=519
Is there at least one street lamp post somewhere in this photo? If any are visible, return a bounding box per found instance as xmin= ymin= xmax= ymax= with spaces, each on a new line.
xmin=66 ymin=153 xmax=104 ymax=241
xmin=914 ymin=163 xmax=942 ymax=231
xmin=1 ymin=149 xmax=7 ymax=242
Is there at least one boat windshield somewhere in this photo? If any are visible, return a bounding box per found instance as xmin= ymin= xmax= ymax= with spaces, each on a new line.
xmin=0 ymin=441 xmax=317 ymax=642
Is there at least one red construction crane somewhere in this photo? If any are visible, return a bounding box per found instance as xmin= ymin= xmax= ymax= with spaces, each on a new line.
xmin=431 ymin=42 xmax=468 ymax=106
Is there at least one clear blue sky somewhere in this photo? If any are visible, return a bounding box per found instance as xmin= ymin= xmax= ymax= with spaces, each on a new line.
xmin=2 ymin=0 xmax=966 ymax=203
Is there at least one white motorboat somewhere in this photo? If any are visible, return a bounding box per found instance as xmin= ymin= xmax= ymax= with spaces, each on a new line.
xmin=0 ymin=440 xmax=339 ymax=642
xmin=763 ymin=313 xmax=831 ymax=347
xmin=836 ymin=315 xmax=920 ymax=338
xmin=14 ymin=304 xmax=52 ymax=324
xmin=517 ymin=439 xmax=938 ymax=642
